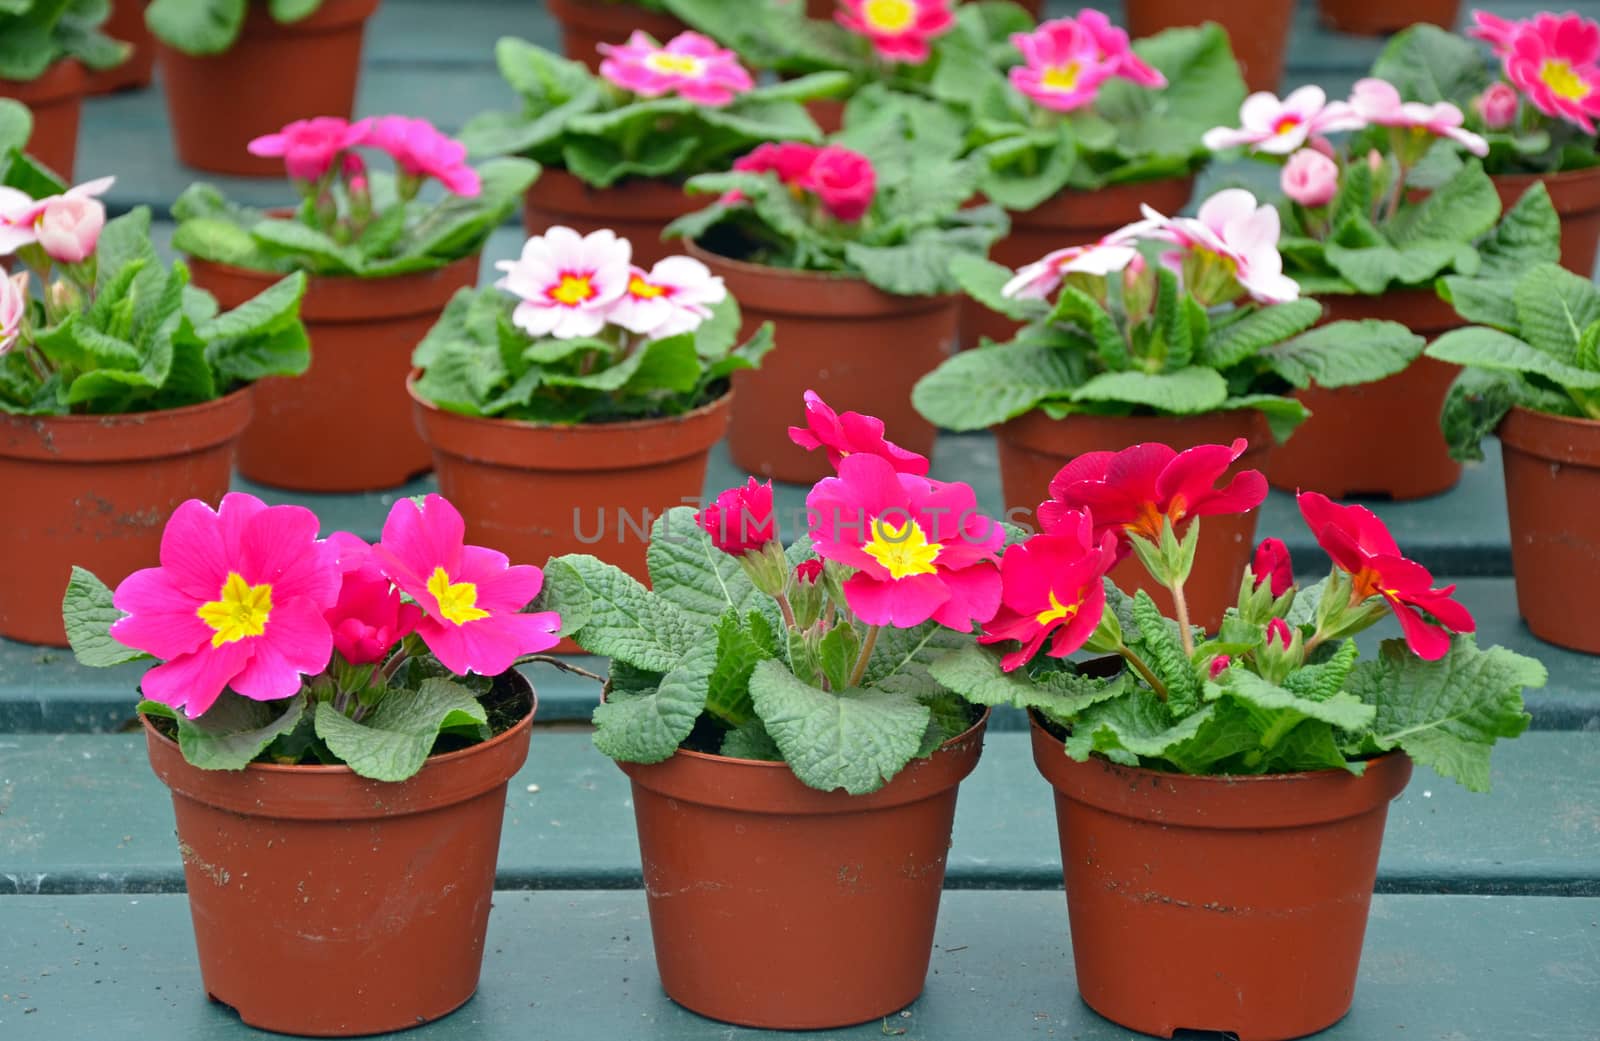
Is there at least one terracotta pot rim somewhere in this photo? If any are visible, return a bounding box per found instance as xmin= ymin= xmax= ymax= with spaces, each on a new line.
xmin=533 ymin=167 xmax=691 ymax=195
xmin=0 ymin=386 xmax=254 ymax=463
xmin=0 ymin=385 xmax=251 ymax=428
xmin=185 ymin=251 xmax=479 ymax=291
xmin=1003 ymin=174 xmax=1196 ymax=221
xmin=673 ymin=706 xmax=991 ymax=771
xmin=407 ymin=371 xmax=733 ymax=434
xmin=1492 ymin=164 xmax=1600 ymax=188
xmin=687 ymin=239 xmax=925 ymax=288
xmin=0 ymin=57 xmax=88 ymax=101
xmin=142 ymin=684 xmax=537 ymax=780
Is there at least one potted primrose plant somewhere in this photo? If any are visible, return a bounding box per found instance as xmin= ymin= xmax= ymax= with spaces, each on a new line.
xmin=1427 ymin=260 xmax=1600 ymax=654
xmin=145 ymin=0 xmax=381 ymax=174
xmin=535 ymin=391 xmax=999 ymax=1030
xmin=408 ymin=224 xmax=771 ymax=594
xmin=0 ymin=0 xmax=129 ymax=178
xmin=62 ymin=492 xmax=564 ymax=1036
xmin=0 ymin=152 xmax=310 ymax=647
xmin=914 ymin=186 xmax=1424 ymax=629
xmin=170 ymin=115 xmax=538 ymax=492
xmin=665 ymin=92 xmax=1009 ymax=483
xmin=1373 ymin=11 xmax=1600 ymax=274
xmin=1203 ymin=74 xmax=1563 ymax=500
xmin=929 ymin=441 xmax=1542 ymax=1040
xmin=938 ymin=11 xmax=1245 ymax=350
xmin=462 ymin=30 xmax=847 ymax=267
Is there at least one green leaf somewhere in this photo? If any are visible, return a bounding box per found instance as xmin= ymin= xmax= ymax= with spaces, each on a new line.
xmin=644 ymin=506 xmax=765 ymax=627
xmin=1438 ymin=367 xmax=1549 ymax=463
xmin=929 ymin=645 xmax=1126 ymax=719
xmin=1200 ymin=300 xmax=1323 ymax=369
xmin=146 ymin=0 xmax=247 ymax=55
xmin=541 ymin=555 xmax=698 ymax=670
xmin=1220 ymin=670 xmax=1376 ymax=731
xmin=593 ymin=639 xmax=716 ymax=763
xmin=1426 ymin=326 xmax=1600 ymax=389
xmin=1062 ymin=692 xmax=1217 ymax=767
xmin=1346 ymin=637 xmax=1540 ymax=792
xmin=173 ymin=693 xmax=306 ymax=771
xmin=1513 ymin=263 xmax=1600 ymax=364
xmin=912 ymin=340 xmax=1083 ymax=430
xmin=1473 ymin=182 xmax=1560 ymax=280
xmin=622 ymin=334 xmax=701 ymax=394
xmin=706 ymin=611 xmax=777 ymax=727
xmin=817 ymin=624 xmax=861 ymax=693
xmin=1263 ymin=319 xmax=1424 ymax=388
xmin=0 ymin=99 xmax=30 ymax=156
xmin=1325 ymin=239 xmax=1463 ymax=294
xmin=1217 ymin=393 xmax=1310 ymax=443
xmin=720 ymin=719 xmax=782 ymax=761
xmin=1371 ymin=24 xmax=1493 ymax=105
xmin=748 ymin=659 xmax=931 ymax=795
xmin=313 ymin=680 xmax=488 ymax=782
xmin=1068 ymin=366 xmax=1230 ymax=414
xmin=200 ymin=274 xmax=311 ymax=385
xmin=62 ymin=566 xmax=149 ymax=667
xmin=1388 ymin=160 xmax=1500 ymax=247
xmin=250 ymin=219 xmax=363 ymax=274
xmin=1439 ymin=274 xmax=1517 ymax=332
xmin=1130 ymin=590 xmax=1201 ymax=707
xmin=950 ymin=253 xmax=1048 ymax=324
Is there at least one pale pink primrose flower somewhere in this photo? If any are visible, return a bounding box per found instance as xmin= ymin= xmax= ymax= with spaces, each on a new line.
xmin=0 ymin=271 xmax=25 ymax=356
xmin=1002 ymin=238 xmax=1141 ymax=300
xmin=494 ymin=226 xmax=633 ymax=340
xmin=0 ymin=175 xmax=114 ymax=256
xmin=607 ymin=256 xmax=727 ymax=339
xmin=362 ymin=115 xmax=481 ymax=196
xmin=1142 ymin=188 xmax=1301 ymax=305
xmin=1008 ymin=18 xmax=1121 ymax=113
xmin=36 ymin=195 xmax=105 ymax=264
xmin=1474 ymin=82 xmax=1521 ymax=129
xmin=1202 ymin=86 xmax=1364 ymax=155
xmin=1348 ymin=78 xmax=1489 ymax=156
xmin=1503 ymin=12 xmax=1600 ymax=134
xmin=835 ymin=0 xmax=956 ymax=65
xmin=1280 ymin=148 xmax=1340 ymax=208
xmin=598 ymin=30 xmax=754 ymax=107
xmin=247 ymin=117 xmax=372 ymax=181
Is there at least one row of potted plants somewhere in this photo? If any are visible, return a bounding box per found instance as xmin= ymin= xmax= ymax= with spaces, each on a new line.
xmin=63 ymin=391 xmax=1543 ymax=1038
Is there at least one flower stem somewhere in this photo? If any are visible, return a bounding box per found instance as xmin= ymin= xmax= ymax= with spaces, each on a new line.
xmin=380 ymin=649 xmax=409 ymax=683
xmin=775 ymin=591 xmax=798 ymax=631
xmin=517 ymin=654 xmax=606 ymax=684
xmin=1170 ymin=580 xmax=1196 ymax=658
xmin=847 ymin=623 xmax=881 ymax=690
xmin=1118 ymin=644 xmax=1170 ymax=702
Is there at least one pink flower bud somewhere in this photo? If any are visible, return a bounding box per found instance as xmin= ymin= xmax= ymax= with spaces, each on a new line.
xmin=36 ymin=195 xmax=104 ymax=264
xmin=1475 ymin=82 xmax=1519 ymax=130
xmin=803 ymin=145 xmax=876 ymax=223
xmin=1208 ymin=654 xmax=1231 ymax=679
xmin=1281 ymin=149 xmax=1340 ymax=208
xmin=1265 ymin=617 xmax=1293 ymax=650
xmin=697 ymin=478 xmax=778 ymax=556
xmin=0 ymin=271 xmax=26 ymax=356
xmin=795 ymin=558 xmax=824 ymax=585
xmin=1367 ymin=149 xmax=1384 ymax=173
xmin=1251 ymin=537 xmax=1294 ymax=597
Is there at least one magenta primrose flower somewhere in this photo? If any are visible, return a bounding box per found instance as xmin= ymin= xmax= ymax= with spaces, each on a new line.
xmin=598 ymin=30 xmax=754 ymax=107
xmin=362 ymin=115 xmax=481 ymax=196
xmin=979 ymin=507 xmax=1118 ymax=672
xmin=1251 ymin=537 xmax=1294 ymax=597
xmin=806 ymin=453 xmax=1002 ymax=630
xmin=789 ymin=388 xmax=931 ymax=476
xmin=1009 ymin=12 xmax=1166 ymax=114
xmin=110 ymin=494 xmax=342 ymax=718
xmin=836 ymin=0 xmax=956 ymax=65
xmin=372 ymin=495 xmax=562 ymax=677
xmin=323 ymin=533 xmax=423 ymax=667
xmin=1503 ymin=12 xmax=1600 ymax=134
xmin=247 ymin=117 xmax=372 ymax=182
xmin=698 ymin=478 xmax=778 ymax=557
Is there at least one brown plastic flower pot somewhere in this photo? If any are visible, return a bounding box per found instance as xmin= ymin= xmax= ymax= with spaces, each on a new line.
xmin=1494 ymin=166 xmax=1600 ymax=276
xmin=1030 ymin=716 xmax=1413 ymax=1041
xmin=1316 ymin=0 xmax=1460 ymax=35
xmin=187 ymin=254 xmax=479 ymax=493
xmin=546 ymin=0 xmax=689 ymax=71
xmin=1263 ymin=290 xmax=1462 ymax=500
xmin=690 ymin=242 xmax=958 ymax=484
xmin=620 ymin=711 xmax=989 ymax=1029
xmin=0 ymin=389 xmax=251 ymax=646
xmin=523 ymin=170 xmax=701 ymax=269
xmin=1498 ymin=406 xmax=1600 ymax=653
xmin=963 ymin=177 xmax=1195 ymax=351
xmin=410 ymin=381 xmax=730 ymax=582
xmin=1124 ymin=0 xmax=1292 ymax=93
xmin=144 ymin=676 xmax=535 ymax=1037
xmin=995 ymin=408 xmax=1271 ymax=632
xmin=0 ymin=59 xmax=88 ymax=180
xmin=86 ymin=0 xmax=156 ymax=94
xmin=157 ymin=0 xmax=380 ymax=176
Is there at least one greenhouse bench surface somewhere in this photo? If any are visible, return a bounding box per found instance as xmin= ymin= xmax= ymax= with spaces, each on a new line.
xmin=5 ymin=0 xmax=1598 ymax=1039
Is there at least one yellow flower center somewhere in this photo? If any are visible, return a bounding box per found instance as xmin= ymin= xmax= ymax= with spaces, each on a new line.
xmin=197 ymin=572 xmax=273 ymax=648
xmin=862 ymin=517 xmax=941 ymax=580
xmin=427 ymin=566 xmax=490 ymax=626
xmin=1272 ymin=115 xmax=1302 ymax=135
xmin=863 ymin=0 xmax=914 ymax=32
xmin=1035 ymin=590 xmax=1079 ymax=628
xmin=549 ymin=273 xmax=595 ymax=307
xmin=645 ymin=51 xmax=704 ymax=76
xmin=1042 ymin=61 xmax=1082 ymax=92
xmin=628 ymin=274 xmax=669 ymax=300
xmin=1540 ymin=59 xmax=1589 ymax=101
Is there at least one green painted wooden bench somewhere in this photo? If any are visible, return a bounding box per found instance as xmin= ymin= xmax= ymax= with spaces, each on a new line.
xmin=3 ymin=1 xmax=1596 ymax=1038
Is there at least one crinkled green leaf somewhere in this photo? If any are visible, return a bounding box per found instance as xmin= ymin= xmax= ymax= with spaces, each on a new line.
xmin=1263 ymin=319 xmax=1424 ymax=389
xmin=63 ymin=566 xmax=149 ymax=667
xmin=541 ymin=554 xmax=698 ymax=670
xmin=1200 ymin=300 xmax=1323 ymax=369
xmin=913 ymin=339 xmax=1085 ymax=430
xmin=313 ymin=680 xmax=489 ymax=782
xmin=644 ymin=506 xmax=765 ymax=628
xmin=1427 ymin=325 xmax=1600 ymax=389
xmin=593 ymin=640 xmax=716 ymax=763
xmin=929 ymin=645 xmax=1126 ymax=719
xmin=1068 ymin=366 xmax=1230 ymax=414
xmin=1513 ymin=263 xmax=1600 ymax=364
xmin=171 ymin=692 xmax=306 ymax=771
xmin=706 ymin=610 xmax=778 ymax=727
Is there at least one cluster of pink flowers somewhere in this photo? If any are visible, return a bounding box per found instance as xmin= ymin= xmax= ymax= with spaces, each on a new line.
xmin=1205 ymin=77 xmax=1489 ymax=210
xmin=598 ymin=30 xmax=755 ymax=106
xmin=495 ymin=226 xmax=726 ymax=341
xmin=1009 ymin=11 xmax=1167 ymax=114
xmin=248 ymin=114 xmax=481 ymax=196
xmin=835 ymin=0 xmax=955 ymax=65
xmin=109 ymin=493 xmax=561 ymax=719
xmin=0 ymin=175 xmax=118 ymax=357
xmin=1471 ymin=9 xmax=1600 ymax=134
xmin=1002 ymin=186 xmax=1298 ymax=308
xmin=729 ymin=142 xmax=878 ymax=223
